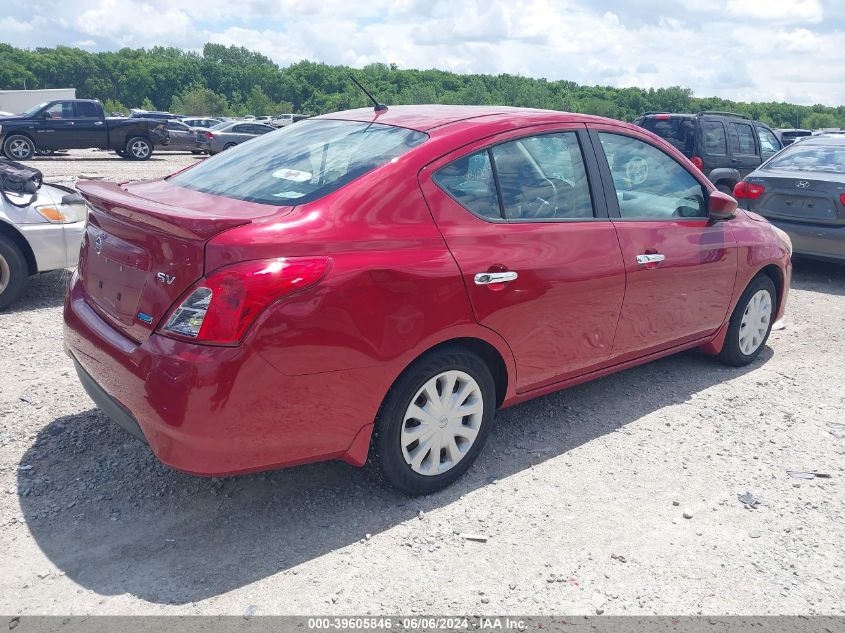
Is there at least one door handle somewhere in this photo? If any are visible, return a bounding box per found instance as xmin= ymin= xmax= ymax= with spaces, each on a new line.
xmin=636 ymin=253 xmax=665 ymax=265
xmin=64 ymin=121 xmax=74 ymax=125
xmin=474 ymin=271 xmax=518 ymax=285
xmin=94 ymin=121 xmax=104 ymax=126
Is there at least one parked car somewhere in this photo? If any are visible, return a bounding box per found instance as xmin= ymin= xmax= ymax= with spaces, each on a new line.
xmin=162 ymin=119 xmax=204 ymax=153
xmin=66 ymin=105 xmax=791 ymax=495
xmin=181 ymin=117 xmax=222 ymax=129
xmin=634 ymin=111 xmax=783 ymax=194
xmin=0 ymin=100 xmax=169 ymax=161
xmin=1 ymin=180 xmax=85 ymax=309
xmin=774 ymin=129 xmax=812 ymax=146
xmin=196 ymin=121 xmax=274 ymax=154
xmin=734 ymin=134 xmax=845 ymax=262
xmin=269 ymin=113 xmax=309 ymax=128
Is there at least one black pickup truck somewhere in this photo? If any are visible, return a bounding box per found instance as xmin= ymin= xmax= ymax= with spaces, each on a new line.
xmin=0 ymin=99 xmax=169 ymax=161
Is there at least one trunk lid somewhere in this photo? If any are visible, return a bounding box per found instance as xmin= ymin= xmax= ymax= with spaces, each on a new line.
xmin=77 ymin=179 xmax=292 ymax=343
xmin=746 ymin=169 xmax=845 ymax=226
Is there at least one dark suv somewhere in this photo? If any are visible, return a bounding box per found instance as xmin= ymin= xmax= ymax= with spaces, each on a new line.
xmin=634 ymin=112 xmax=783 ymax=194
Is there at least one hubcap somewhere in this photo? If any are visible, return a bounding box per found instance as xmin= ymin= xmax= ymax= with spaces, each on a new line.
xmin=0 ymin=254 xmax=9 ymax=294
xmin=401 ymin=370 xmax=483 ymax=476
xmin=9 ymin=139 xmax=31 ymax=159
xmin=738 ymin=289 xmax=772 ymax=355
xmin=131 ymin=141 xmax=150 ymax=158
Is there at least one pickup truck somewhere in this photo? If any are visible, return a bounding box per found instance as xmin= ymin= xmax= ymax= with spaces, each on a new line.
xmin=0 ymin=99 xmax=169 ymax=161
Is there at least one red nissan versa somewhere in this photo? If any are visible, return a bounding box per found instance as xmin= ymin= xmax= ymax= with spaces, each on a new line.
xmin=64 ymin=105 xmax=792 ymax=495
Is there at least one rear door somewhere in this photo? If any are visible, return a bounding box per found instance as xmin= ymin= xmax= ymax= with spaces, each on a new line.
xmin=698 ymin=118 xmax=730 ymax=174
xmin=728 ymin=121 xmax=761 ymax=177
xmin=589 ymin=124 xmax=737 ymax=361
xmin=165 ymin=120 xmax=194 ymax=149
xmin=419 ymin=124 xmax=627 ymax=392
xmin=72 ymin=101 xmax=108 ymax=147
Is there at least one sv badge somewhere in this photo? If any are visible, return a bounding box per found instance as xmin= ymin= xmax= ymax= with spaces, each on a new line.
xmin=156 ymin=272 xmax=176 ymax=285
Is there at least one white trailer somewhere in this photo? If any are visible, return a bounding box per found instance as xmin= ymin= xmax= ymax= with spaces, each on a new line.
xmin=0 ymin=88 xmax=77 ymax=114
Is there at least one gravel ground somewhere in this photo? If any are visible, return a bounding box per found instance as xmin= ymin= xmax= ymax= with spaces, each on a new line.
xmin=1 ymin=151 xmax=844 ymax=616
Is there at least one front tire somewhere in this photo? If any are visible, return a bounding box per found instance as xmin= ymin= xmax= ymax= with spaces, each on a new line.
xmin=0 ymin=235 xmax=30 ymax=311
xmin=3 ymin=135 xmax=36 ymax=161
xmin=124 ymin=137 xmax=153 ymax=161
xmin=718 ymin=275 xmax=777 ymax=366
xmin=368 ymin=347 xmax=497 ymax=495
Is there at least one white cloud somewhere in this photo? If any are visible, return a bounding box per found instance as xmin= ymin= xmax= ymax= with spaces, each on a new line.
xmin=725 ymin=0 xmax=823 ymax=22
xmin=1 ymin=0 xmax=844 ymax=106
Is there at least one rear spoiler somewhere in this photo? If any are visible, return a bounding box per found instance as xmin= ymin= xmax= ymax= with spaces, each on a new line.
xmin=76 ymin=180 xmax=251 ymax=241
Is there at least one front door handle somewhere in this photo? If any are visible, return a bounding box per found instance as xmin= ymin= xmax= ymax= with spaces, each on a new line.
xmin=94 ymin=121 xmax=104 ymax=126
xmin=474 ymin=271 xmax=518 ymax=285
xmin=636 ymin=253 xmax=665 ymax=265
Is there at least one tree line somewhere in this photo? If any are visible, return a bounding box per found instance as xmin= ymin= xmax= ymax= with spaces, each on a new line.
xmin=1 ymin=42 xmax=844 ymax=128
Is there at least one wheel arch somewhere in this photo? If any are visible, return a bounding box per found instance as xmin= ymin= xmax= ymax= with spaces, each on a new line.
xmin=0 ymin=220 xmax=38 ymax=275
xmin=2 ymin=132 xmax=37 ymax=153
xmin=758 ymin=263 xmax=786 ymax=316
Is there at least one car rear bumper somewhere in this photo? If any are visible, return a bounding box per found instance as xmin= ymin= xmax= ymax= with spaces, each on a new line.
xmin=769 ymin=218 xmax=845 ymax=261
xmin=63 ymin=273 xmax=379 ymax=476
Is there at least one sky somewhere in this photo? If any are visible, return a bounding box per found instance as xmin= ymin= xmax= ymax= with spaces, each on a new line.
xmin=2 ymin=0 xmax=844 ymax=106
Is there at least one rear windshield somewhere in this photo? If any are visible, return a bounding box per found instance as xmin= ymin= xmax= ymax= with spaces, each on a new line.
xmin=638 ymin=117 xmax=695 ymax=155
xmin=172 ymin=119 xmax=428 ymax=205
xmin=764 ymin=144 xmax=845 ymax=173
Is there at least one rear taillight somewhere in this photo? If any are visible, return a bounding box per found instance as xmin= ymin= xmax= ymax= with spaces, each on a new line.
xmin=159 ymin=257 xmax=331 ymax=345
xmin=691 ymin=156 xmax=704 ymax=171
xmin=733 ymin=181 xmax=765 ymax=200
xmin=840 ymin=193 xmax=845 ymax=206
xmin=202 ymin=131 xmax=214 ymax=139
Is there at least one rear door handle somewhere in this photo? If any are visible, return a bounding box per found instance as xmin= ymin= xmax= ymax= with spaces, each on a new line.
xmin=474 ymin=271 xmax=518 ymax=285
xmin=636 ymin=253 xmax=665 ymax=265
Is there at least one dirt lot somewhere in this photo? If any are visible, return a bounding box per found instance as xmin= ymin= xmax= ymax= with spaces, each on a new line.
xmin=1 ymin=150 xmax=844 ymax=616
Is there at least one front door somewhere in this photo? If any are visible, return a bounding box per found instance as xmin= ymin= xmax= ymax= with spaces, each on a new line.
xmin=589 ymin=126 xmax=738 ymax=361
xmin=420 ymin=125 xmax=627 ymax=393
xmin=35 ymin=101 xmax=78 ymax=150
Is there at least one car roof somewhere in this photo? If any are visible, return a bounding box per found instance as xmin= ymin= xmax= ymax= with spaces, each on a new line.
xmin=315 ymin=104 xmax=619 ymax=132
xmin=793 ymin=134 xmax=845 ymax=146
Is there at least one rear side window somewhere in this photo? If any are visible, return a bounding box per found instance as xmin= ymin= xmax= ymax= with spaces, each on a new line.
xmin=702 ymin=121 xmax=727 ymax=155
xmin=731 ymin=123 xmax=757 ymax=154
xmin=598 ymin=133 xmax=707 ymax=220
xmin=171 ymin=119 xmax=428 ymax=205
xmin=434 ymin=132 xmax=594 ymax=221
xmin=75 ymin=102 xmax=101 ymax=118
xmin=433 ymin=150 xmax=500 ymax=219
xmin=637 ymin=117 xmax=695 ymax=156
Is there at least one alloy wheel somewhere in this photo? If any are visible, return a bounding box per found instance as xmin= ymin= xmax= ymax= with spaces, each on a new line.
xmin=738 ymin=289 xmax=772 ymax=355
xmin=131 ymin=140 xmax=150 ymax=159
xmin=0 ymin=253 xmax=10 ymax=294
xmin=8 ymin=139 xmax=32 ymax=159
xmin=400 ymin=370 xmax=484 ymax=476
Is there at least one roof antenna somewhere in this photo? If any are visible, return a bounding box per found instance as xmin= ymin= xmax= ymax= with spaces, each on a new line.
xmin=349 ymin=74 xmax=388 ymax=113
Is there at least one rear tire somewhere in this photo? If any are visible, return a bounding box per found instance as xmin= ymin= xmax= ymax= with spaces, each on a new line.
xmin=0 ymin=235 xmax=30 ymax=311
xmin=124 ymin=137 xmax=153 ymax=161
xmin=718 ymin=275 xmax=777 ymax=366
xmin=3 ymin=135 xmax=36 ymax=161
xmin=223 ymin=143 xmax=236 ymax=151
xmin=367 ymin=346 xmax=497 ymax=496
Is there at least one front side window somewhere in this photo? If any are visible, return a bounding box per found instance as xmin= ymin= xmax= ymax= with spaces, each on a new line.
xmin=702 ymin=121 xmax=727 ymax=155
xmin=433 ymin=132 xmax=594 ymax=221
xmin=598 ymin=133 xmax=707 ymax=220
xmin=45 ymin=102 xmax=74 ymax=119
xmin=732 ymin=123 xmax=757 ymax=155
xmin=171 ymin=119 xmax=428 ymax=205
xmin=756 ymin=126 xmax=781 ymax=155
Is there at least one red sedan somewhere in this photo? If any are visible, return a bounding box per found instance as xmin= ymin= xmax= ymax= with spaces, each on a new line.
xmin=64 ymin=106 xmax=792 ymax=495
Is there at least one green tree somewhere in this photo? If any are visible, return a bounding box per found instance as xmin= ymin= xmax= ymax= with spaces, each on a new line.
xmin=170 ymin=86 xmax=230 ymax=116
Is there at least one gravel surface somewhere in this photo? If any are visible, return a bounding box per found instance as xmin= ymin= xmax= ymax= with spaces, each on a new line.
xmin=1 ymin=151 xmax=844 ymax=616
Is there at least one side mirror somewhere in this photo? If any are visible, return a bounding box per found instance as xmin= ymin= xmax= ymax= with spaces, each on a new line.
xmin=708 ymin=190 xmax=737 ymax=221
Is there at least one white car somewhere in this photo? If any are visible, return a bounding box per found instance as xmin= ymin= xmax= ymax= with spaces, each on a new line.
xmin=0 ymin=183 xmax=86 ymax=309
